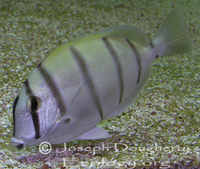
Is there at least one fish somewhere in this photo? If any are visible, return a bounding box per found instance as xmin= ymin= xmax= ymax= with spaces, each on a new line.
xmin=11 ymin=7 xmax=192 ymax=150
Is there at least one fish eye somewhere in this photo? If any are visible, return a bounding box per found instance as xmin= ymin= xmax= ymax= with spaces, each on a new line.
xmin=26 ymin=96 xmax=42 ymax=112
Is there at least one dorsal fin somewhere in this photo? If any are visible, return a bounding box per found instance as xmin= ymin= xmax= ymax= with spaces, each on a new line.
xmin=67 ymin=25 xmax=150 ymax=47
xmin=48 ymin=25 xmax=150 ymax=59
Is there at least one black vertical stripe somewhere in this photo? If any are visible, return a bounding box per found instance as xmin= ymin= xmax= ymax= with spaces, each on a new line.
xmin=24 ymin=79 xmax=33 ymax=95
xmin=24 ymin=79 xmax=41 ymax=139
xmin=31 ymin=110 xmax=40 ymax=139
xmin=102 ymin=37 xmax=124 ymax=103
xmin=125 ymin=39 xmax=142 ymax=84
xmin=37 ymin=63 xmax=66 ymax=116
xmin=12 ymin=95 xmax=19 ymax=136
xmin=69 ymin=46 xmax=104 ymax=120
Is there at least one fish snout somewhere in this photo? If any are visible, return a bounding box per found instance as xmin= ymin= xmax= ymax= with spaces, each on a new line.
xmin=10 ymin=137 xmax=25 ymax=150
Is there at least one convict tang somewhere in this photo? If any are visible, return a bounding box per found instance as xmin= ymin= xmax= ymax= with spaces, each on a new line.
xmin=11 ymin=8 xmax=192 ymax=149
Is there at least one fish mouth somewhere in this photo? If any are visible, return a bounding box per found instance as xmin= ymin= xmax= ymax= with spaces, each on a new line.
xmin=10 ymin=137 xmax=25 ymax=150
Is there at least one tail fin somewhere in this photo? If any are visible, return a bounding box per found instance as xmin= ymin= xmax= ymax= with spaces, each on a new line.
xmin=153 ymin=7 xmax=193 ymax=57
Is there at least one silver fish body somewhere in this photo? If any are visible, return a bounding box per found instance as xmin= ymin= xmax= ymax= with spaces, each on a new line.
xmin=11 ymin=8 xmax=192 ymax=149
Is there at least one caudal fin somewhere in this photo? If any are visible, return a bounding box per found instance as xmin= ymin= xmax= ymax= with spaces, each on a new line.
xmin=153 ymin=7 xmax=193 ymax=57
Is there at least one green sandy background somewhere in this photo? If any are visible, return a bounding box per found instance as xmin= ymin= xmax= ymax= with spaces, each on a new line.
xmin=0 ymin=0 xmax=199 ymax=168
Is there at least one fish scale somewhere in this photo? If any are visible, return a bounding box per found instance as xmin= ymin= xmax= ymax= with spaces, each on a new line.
xmin=11 ymin=7 xmax=192 ymax=149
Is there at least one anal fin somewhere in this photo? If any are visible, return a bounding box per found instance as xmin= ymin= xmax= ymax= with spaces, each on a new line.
xmin=76 ymin=126 xmax=111 ymax=140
